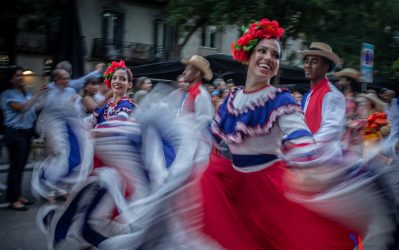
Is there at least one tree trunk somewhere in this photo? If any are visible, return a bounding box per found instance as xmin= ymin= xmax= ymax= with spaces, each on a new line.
xmin=170 ymin=18 xmax=207 ymax=60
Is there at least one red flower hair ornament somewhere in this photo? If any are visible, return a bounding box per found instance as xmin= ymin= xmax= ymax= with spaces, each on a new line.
xmin=231 ymin=18 xmax=285 ymax=63
xmin=103 ymin=59 xmax=132 ymax=88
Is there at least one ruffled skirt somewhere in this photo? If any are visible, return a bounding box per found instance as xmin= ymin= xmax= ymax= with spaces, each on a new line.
xmin=200 ymin=152 xmax=357 ymax=250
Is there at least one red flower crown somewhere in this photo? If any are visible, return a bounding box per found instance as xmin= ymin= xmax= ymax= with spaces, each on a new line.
xmin=231 ymin=18 xmax=285 ymax=63
xmin=103 ymin=59 xmax=131 ymax=88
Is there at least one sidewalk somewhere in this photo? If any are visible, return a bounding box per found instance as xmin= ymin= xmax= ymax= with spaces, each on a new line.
xmin=0 ymin=161 xmax=38 ymax=204
xmin=0 ymin=161 xmax=37 ymax=173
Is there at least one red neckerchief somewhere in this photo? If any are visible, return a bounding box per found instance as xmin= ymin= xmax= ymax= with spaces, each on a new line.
xmin=304 ymin=78 xmax=331 ymax=133
xmin=183 ymin=81 xmax=201 ymax=113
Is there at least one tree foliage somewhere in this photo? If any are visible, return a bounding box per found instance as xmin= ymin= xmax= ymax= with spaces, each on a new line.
xmin=166 ymin=0 xmax=399 ymax=79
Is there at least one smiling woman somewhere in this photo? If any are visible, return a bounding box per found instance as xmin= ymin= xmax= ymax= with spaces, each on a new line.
xmin=198 ymin=18 xmax=357 ymax=249
xmin=93 ymin=60 xmax=135 ymax=126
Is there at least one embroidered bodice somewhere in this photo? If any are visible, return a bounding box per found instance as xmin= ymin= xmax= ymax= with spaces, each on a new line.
xmin=94 ymin=97 xmax=136 ymax=125
xmin=211 ymin=85 xmax=314 ymax=172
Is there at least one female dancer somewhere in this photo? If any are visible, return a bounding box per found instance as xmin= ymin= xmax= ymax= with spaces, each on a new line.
xmin=200 ymin=18 xmax=358 ymax=250
xmin=37 ymin=60 xmax=148 ymax=249
xmin=93 ymin=60 xmax=135 ymax=125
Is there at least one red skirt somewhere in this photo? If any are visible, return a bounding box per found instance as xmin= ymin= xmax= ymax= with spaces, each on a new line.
xmin=200 ymin=152 xmax=356 ymax=250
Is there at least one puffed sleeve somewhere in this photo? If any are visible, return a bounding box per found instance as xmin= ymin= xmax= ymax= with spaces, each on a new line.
xmin=313 ymin=91 xmax=346 ymax=143
xmin=194 ymin=87 xmax=214 ymax=130
xmin=278 ymin=111 xmax=318 ymax=166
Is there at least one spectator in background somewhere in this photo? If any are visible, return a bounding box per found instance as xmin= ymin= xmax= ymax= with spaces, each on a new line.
xmin=380 ymin=88 xmax=396 ymax=105
xmin=333 ymin=68 xmax=361 ymax=120
xmin=133 ymin=76 xmax=153 ymax=104
xmin=51 ymin=61 xmax=104 ymax=93
xmin=334 ymin=68 xmax=361 ymax=95
xmin=206 ymin=84 xmax=215 ymax=94
xmin=356 ymin=93 xmax=389 ymax=150
xmin=213 ymin=77 xmax=226 ymax=91
xmin=94 ymin=77 xmax=110 ymax=103
xmin=82 ymin=77 xmax=111 ymax=114
xmin=0 ymin=65 xmax=47 ymax=210
xmin=135 ymin=76 xmax=153 ymax=92
xmin=291 ymin=91 xmax=302 ymax=105
xmin=210 ymin=89 xmax=221 ymax=110
xmin=226 ymin=79 xmax=236 ymax=92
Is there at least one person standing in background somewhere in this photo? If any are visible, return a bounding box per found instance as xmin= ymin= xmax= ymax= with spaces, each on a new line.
xmin=333 ymin=68 xmax=361 ymax=121
xmin=0 ymin=65 xmax=47 ymax=210
xmin=132 ymin=76 xmax=153 ymax=104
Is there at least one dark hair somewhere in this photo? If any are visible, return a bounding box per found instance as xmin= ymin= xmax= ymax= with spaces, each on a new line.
xmin=84 ymin=77 xmax=99 ymax=87
xmin=82 ymin=77 xmax=99 ymax=96
xmin=247 ymin=38 xmax=283 ymax=60
xmin=135 ymin=76 xmax=149 ymax=89
xmin=342 ymin=76 xmax=361 ymax=93
xmin=323 ymin=58 xmax=335 ymax=72
xmin=56 ymin=61 xmax=72 ymax=75
xmin=303 ymin=56 xmax=335 ymax=72
xmin=1 ymin=65 xmax=24 ymax=93
xmin=52 ymin=68 xmax=68 ymax=81
xmin=114 ymin=67 xmax=133 ymax=82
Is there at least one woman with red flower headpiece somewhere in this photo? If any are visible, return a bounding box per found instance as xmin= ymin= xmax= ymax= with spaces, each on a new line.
xmin=93 ymin=60 xmax=136 ymax=126
xmin=35 ymin=60 xmax=142 ymax=249
xmin=198 ymin=18 xmax=358 ymax=249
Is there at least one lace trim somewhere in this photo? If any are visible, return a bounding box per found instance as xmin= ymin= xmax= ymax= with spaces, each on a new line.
xmin=212 ymin=104 xmax=301 ymax=144
xmin=227 ymin=86 xmax=283 ymax=116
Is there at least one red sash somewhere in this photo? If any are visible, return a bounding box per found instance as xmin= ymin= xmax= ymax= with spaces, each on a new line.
xmin=304 ymin=78 xmax=331 ymax=133
xmin=183 ymin=81 xmax=201 ymax=113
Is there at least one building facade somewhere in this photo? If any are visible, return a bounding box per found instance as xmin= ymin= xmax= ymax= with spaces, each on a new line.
xmin=1 ymin=0 xmax=303 ymax=90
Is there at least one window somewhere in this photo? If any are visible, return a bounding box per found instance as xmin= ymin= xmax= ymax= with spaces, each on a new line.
xmin=153 ymin=18 xmax=176 ymax=60
xmin=201 ymin=26 xmax=217 ymax=48
xmin=102 ymin=11 xmax=124 ymax=48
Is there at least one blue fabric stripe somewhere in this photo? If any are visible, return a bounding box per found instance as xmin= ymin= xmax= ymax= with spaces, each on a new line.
xmin=81 ymin=188 xmax=107 ymax=246
xmin=162 ymin=139 xmax=176 ymax=169
xmin=232 ymin=154 xmax=278 ymax=167
xmin=64 ymin=123 xmax=81 ymax=177
xmin=53 ymin=183 xmax=95 ymax=246
xmin=301 ymin=92 xmax=310 ymax=110
xmin=214 ymin=89 xmax=299 ymax=140
xmin=282 ymin=129 xmax=312 ymax=144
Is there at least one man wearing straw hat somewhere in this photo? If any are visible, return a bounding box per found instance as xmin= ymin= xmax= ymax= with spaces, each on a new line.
xmin=169 ymin=55 xmax=214 ymax=164
xmin=334 ymin=68 xmax=361 ymax=95
xmin=177 ymin=55 xmax=214 ymax=119
xmin=334 ymin=68 xmax=361 ymax=120
xmin=301 ymin=42 xmax=345 ymax=159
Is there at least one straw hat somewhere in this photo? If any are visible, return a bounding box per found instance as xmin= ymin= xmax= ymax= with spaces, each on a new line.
xmin=301 ymin=42 xmax=342 ymax=68
xmin=181 ymin=55 xmax=213 ymax=80
xmin=334 ymin=68 xmax=360 ymax=82
xmin=357 ymin=93 xmax=386 ymax=112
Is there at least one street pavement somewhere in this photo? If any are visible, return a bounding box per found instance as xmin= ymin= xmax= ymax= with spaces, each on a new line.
xmin=0 ymin=162 xmax=79 ymax=250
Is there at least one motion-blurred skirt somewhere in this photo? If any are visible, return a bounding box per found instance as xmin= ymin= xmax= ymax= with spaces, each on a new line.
xmin=200 ymin=152 xmax=356 ymax=250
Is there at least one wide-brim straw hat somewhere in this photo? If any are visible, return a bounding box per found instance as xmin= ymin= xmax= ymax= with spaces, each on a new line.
xmin=181 ymin=55 xmax=213 ymax=80
xmin=300 ymin=42 xmax=342 ymax=68
xmin=334 ymin=68 xmax=360 ymax=82
xmin=357 ymin=93 xmax=386 ymax=112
